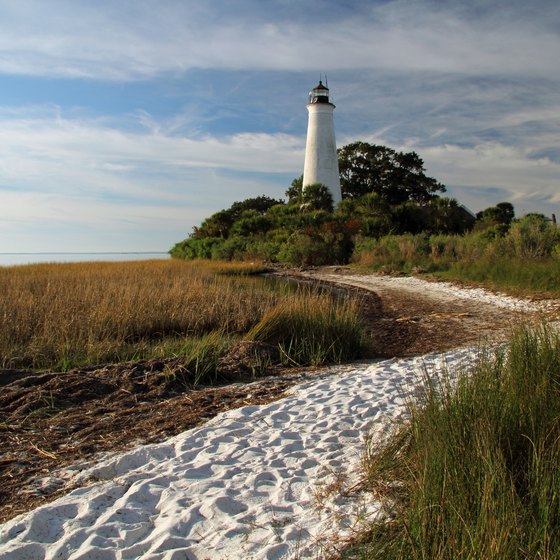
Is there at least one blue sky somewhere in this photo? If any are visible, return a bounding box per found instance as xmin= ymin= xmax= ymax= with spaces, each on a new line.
xmin=0 ymin=0 xmax=559 ymax=253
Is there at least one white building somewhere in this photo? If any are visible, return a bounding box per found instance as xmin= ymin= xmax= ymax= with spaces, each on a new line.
xmin=302 ymin=81 xmax=342 ymax=204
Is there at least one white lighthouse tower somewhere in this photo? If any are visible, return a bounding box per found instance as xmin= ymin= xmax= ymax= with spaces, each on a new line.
xmin=302 ymin=80 xmax=342 ymax=204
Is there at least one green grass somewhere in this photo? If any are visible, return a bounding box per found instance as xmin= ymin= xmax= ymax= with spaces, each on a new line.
xmin=160 ymin=331 xmax=234 ymax=387
xmin=352 ymin=226 xmax=560 ymax=298
xmin=353 ymin=251 xmax=560 ymax=298
xmin=438 ymin=257 xmax=560 ymax=296
xmin=346 ymin=324 xmax=560 ymax=559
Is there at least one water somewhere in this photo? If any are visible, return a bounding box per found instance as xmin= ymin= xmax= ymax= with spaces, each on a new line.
xmin=0 ymin=252 xmax=170 ymax=266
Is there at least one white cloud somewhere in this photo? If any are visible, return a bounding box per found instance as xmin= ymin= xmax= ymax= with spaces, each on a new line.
xmin=0 ymin=109 xmax=300 ymax=252
xmin=2 ymin=103 xmax=556 ymax=252
xmin=0 ymin=190 xmax=203 ymax=252
xmin=0 ymin=110 xmax=303 ymax=193
xmin=0 ymin=1 xmax=558 ymax=80
xmin=419 ymin=142 xmax=560 ymax=212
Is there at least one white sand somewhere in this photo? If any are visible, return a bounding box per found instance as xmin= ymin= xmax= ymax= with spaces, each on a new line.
xmin=1 ymin=276 xmax=555 ymax=559
xmin=0 ymin=348 xmax=478 ymax=560
xmin=296 ymin=271 xmax=560 ymax=314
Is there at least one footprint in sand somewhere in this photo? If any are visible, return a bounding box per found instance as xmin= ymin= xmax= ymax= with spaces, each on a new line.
xmin=200 ymin=496 xmax=248 ymax=519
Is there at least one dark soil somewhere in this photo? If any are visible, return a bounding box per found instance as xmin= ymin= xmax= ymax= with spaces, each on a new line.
xmin=0 ymin=269 xmax=543 ymax=523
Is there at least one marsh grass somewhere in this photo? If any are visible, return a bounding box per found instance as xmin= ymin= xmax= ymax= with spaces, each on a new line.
xmin=352 ymin=227 xmax=560 ymax=297
xmin=0 ymin=259 xmax=271 ymax=369
xmin=245 ymin=291 xmax=367 ymax=366
xmin=161 ymin=331 xmax=233 ymax=387
xmin=0 ymin=259 xmax=366 ymax=372
xmin=348 ymin=325 xmax=560 ymax=559
xmin=203 ymin=260 xmax=271 ymax=276
xmin=441 ymin=256 xmax=560 ymax=295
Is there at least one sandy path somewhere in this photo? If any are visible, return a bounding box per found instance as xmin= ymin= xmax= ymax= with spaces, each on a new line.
xmin=0 ymin=349 xmax=479 ymax=560
xmin=282 ymin=269 xmax=559 ymax=354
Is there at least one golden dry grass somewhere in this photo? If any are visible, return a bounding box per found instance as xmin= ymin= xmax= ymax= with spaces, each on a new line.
xmin=0 ymin=260 xmax=287 ymax=369
xmin=1 ymin=259 xmax=368 ymax=371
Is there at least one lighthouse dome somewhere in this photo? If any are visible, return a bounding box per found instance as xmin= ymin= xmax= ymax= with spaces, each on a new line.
xmin=308 ymin=80 xmax=330 ymax=104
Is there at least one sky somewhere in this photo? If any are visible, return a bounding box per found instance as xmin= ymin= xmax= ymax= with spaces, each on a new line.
xmin=0 ymin=0 xmax=559 ymax=253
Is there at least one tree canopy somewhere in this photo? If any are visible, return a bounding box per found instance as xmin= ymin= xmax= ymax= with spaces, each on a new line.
xmin=476 ymin=202 xmax=515 ymax=226
xmin=191 ymin=195 xmax=283 ymax=239
xmin=337 ymin=141 xmax=446 ymax=204
xmin=300 ymin=183 xmax=334 ymax=212
xmin=285 ymin=175 xmax=303 ymax=204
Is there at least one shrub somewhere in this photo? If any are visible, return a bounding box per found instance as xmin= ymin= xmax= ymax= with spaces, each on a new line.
xmin=243 ymin=238 xmax=283 ymax=262
xmin=169 ymin=237 xmax=224 ymax=260
xmin=277 ymin=233 xmax=333 ymax=266
xmin=229 ymin=210 xmax=272 ymax=237
xmin=352 ymin=234 xmax=431 ymax=271
xmin=211 ymin=236 xmax=248 ymax=261
xmin=501 ymin=214 xmax=560 ymax=258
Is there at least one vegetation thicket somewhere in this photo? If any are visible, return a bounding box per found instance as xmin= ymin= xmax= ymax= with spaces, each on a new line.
xmin=170 ymin=141 xmax=560 ymax=296
xmin=345 ymin=324 xmax=560 ymax=559
xmin=170 ymin=141 xmax=455 ymax=266
xmin=0 ymin=259 xmax=368 ymax=377
xmin=353 ymin=213 xmax=560 ymax=295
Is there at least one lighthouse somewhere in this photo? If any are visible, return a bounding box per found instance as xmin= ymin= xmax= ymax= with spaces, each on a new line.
xmin=302 ymin=80 xmax=342 ymax=204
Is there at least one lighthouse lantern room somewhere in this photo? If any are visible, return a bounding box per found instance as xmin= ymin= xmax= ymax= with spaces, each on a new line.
xmin=308 ymin=81 xmax=330 ymax=103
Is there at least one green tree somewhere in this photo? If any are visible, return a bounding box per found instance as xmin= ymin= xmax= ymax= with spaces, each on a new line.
xmin=337 ymin=141 xmax=446 ymax=204
xmin=266 ymin=203 xmax=301 ymax=229
xmin=169 ymin=237 xmax=225 ymax=259
xmin=229 ymin=195 xmax=283 ymax=217
xmin=192 ymin=210 xmax=234 ymax=239
xmin=476 ymin=202 xmax=515 ymax=226
xmin=505 ymin=214 xmax=559 ymax=258
xmin=285 ymin=175 xmax=303 ymax=205
xmin=229 ymin=210 xmax=272 ymax=237
xmin=301 ymin=183 xmax=334 ymax=212
xmin=389 ymin=202 xmax=427 ymax=234
xmin=428 ymin=197 xmax=475 ymax=234
xmin=191 ymin=196 xmax=282 ymax=239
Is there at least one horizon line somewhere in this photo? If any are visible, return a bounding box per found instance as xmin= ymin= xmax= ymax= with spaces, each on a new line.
xmin=0 ymin=251 xmax=169 ymax=255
